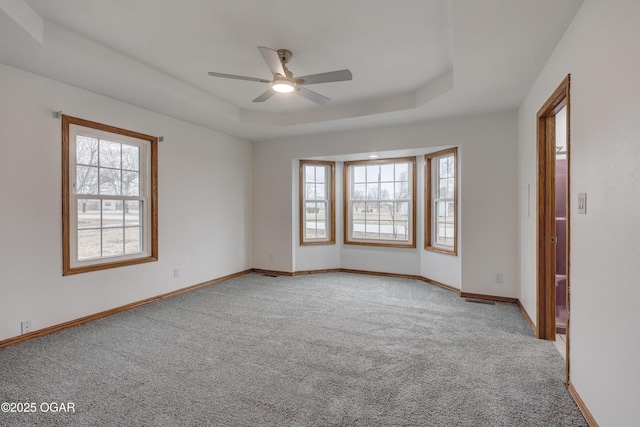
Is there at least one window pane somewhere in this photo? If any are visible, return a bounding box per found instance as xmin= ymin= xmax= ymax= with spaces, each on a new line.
xmin=77 ymin=199 xmax=100 ymax=229
xmin=445 ymin=223 xmax=455 ymax=240
xmin=438 ymin=178 xmax=447 ymax=198
xmin=306 ymin=202 xmax=318 ymax=215
xmin=447 ymin=156 xmax=455 ymax=177
xmin=316 ymin=202 xmax=326 ymax=218
xmin=125 ymin=201 xmax=141 ymax=226
xmin=314 ymin=202 xmax=327 ymax=238
xmin=436 ymin=223 xmax=447 ymax=244
xmin=305 ymin=201 xmax=327 ymax=239
xmin=125 ymin=227 xmax=142 ymax=254
xmin=366 ymin=164 xmax=379 ymax=181
xmin=364 ymin=202 xmax=380 ymax=238
xmin=304 ymin=165 xmax=315 ymax=185
xmin=76 ymin=136 xmax=99 ymax=166
xmin=353 ymin=183 xmax=366 ymax=200
xmin=380 ymin=164 xmax=394 ymax=182
xmin=122 ymin=144 xmax=139 ymax=171
xmin=316 ymin=183 xmax=325 ymax=199
xmin=446 ymin=201 xmax=455 ymax=222
xmin=366 ymin=183 xmax=378 ymax=199
xmin=353 ymin=166 xmax=366 ymax=183
xmin=100 ymin=168 xmax=121 ymax=195
xmin=102 ymin=200 xmax=123 ymax=228
xmin=102 ymin=228 xmax=124 ymax=257
xmin=395 ymin=163 xmax=408 ymax=181
xmin=437 ymin=201 xmax=446 ymax=219
xmin=305 ymin=183 xmax=315 ymax=200
xmin=395 ymin=202 xmax=409 ymax=219
xmin=439 ymin=158 xmax=448 ymax=178
xmin=382 ymin=221 xmax=398 ymax=239
xmin=77 ymin=229 xmax=101 ymax=260
xmin=99 ymin=140 xmax=121 ymax=169
xmin=122 ymin=171 xmax=140 ymax=196
xmin=446 ymin=178 xmax=455 ymax=199
xmin=379 ymin=202 xmax=391 ymax=219
xmin=380 ymin=183 xmax=393 ymax=200
xmin=364 ymin=218 xmax=379 ymax=238
xmin=392 ymin=220 xmax=408 ymax=240
xmin=76 ymin=165 xmax=98 ymax=194
xmin=395 ymin=182 xmax=408 ymax=199
xmin=315 ymin=166 xmax=325 ymax=183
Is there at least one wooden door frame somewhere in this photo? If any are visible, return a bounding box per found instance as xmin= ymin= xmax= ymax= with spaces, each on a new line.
xmin=537 ymin=74 xmax=571 ymax=380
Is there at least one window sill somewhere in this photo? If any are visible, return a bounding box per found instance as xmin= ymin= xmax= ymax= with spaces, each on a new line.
xmin=344 ymin=240 xmax=416 ymax=249
xmin=425 ymin=246 xmax=457 ymax=256
xmin=63 ymin=255 xmax=158 ymax=276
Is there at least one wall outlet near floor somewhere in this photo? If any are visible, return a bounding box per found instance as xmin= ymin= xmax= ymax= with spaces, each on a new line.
xmin=21 ymin=320 xmax=32 ymax=334
xmin=495 ymin=273 xmax=504 ymax=283
xmin=173 ymin=267 xmax=180 ymax=277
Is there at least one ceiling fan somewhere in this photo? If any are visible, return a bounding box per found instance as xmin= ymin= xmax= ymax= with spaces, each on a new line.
xmin=208 ymin=46 xmax=352 ymax=105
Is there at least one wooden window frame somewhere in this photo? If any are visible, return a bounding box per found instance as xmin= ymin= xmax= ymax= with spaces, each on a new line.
xmin=343 ymin=157 xmax=416 ymax=248
xmin=62 ymin=115 xmax=158 ymax=275
xmin=299 ymin=160 xmax=336 ymax=245
xmin=425 ymin=148 xmax=458 ymax=255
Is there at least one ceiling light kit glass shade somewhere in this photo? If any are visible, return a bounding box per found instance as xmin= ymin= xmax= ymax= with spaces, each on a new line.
xmin=272 ymin=79 xmax=295 ymax=93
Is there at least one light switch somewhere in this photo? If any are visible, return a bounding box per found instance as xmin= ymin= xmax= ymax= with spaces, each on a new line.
xmin=577 ymin=193 xmax=587 ymax=214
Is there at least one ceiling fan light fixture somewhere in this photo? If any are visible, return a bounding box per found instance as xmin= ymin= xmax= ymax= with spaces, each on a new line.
xmin=272 ymin=79 xmax=295 ymax=93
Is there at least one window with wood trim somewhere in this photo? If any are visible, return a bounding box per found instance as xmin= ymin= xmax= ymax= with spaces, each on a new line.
xmin=425 ymin=148 xmax=457 ymax=255
xmin=62 ymin=115 xmax=158 ymax=275
xmin=344 ymin=157 xmax=416 ymax=247
xmin=299 ymin=160 xmax=335 ymax=245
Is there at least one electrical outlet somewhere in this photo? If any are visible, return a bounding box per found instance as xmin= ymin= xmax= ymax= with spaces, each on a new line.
xmin=173 ymin=267 xmax=180 ymax=277
xmin=269 ymin=254 xmax=274 ymax=262
xmin=21 ymin=320 xmax=32 ymax=334
xmin=495 ymin=273 xmax=504 ymax=283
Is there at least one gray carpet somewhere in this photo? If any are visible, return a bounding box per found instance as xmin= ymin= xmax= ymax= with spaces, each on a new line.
xmin=0 ymin=272 xmax=586 ymax=426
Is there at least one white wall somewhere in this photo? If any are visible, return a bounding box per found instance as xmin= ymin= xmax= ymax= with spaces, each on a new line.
xmin=0 ymin=64 xmax=253 ymax=342
xmin=517 ymin=1 xmax=640 ymax=425
xmin=253 ymin=112 xmax=518 ymax=297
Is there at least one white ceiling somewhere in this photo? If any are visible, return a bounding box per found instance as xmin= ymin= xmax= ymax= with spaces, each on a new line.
xmin=0 ymin=0 xmax=583 ymax=142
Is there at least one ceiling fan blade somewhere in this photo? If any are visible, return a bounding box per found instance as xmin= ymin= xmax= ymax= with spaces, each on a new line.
xmin=296 ymin=87 xmax=331 ymax=105
xmin=295 ymin=69 xmax=352 ymax=85
xmin=252 ymin=89 xmax=276 ymax=103
xmin=208 ymin=72 xmax=270 ymax=83
xmin=257 ymin=46 xmax=287 ymax=77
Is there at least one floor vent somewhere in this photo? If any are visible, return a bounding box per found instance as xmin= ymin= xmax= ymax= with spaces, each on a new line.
xmin=465 ymin=299 xmax=496 ymax=305
xmin=263 ymin=274 xmax=279 ymax=278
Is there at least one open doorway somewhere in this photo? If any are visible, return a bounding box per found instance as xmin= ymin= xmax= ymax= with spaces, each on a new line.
xmin=536 ymin=75 xmax=571 ymax=382
xmin=555 ymin=106 xmax=568 ymax=336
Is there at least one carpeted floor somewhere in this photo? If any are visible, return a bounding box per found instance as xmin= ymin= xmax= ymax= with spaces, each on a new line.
xmin=0 ymin=272 xmax=586 ymax=426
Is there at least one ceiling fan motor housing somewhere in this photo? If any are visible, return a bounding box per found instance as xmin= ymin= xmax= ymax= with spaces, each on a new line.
xmin=277 ymin=49 xmax=293 ymax=64
xmin=277 ymin=49 xmax=294 ymax=78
